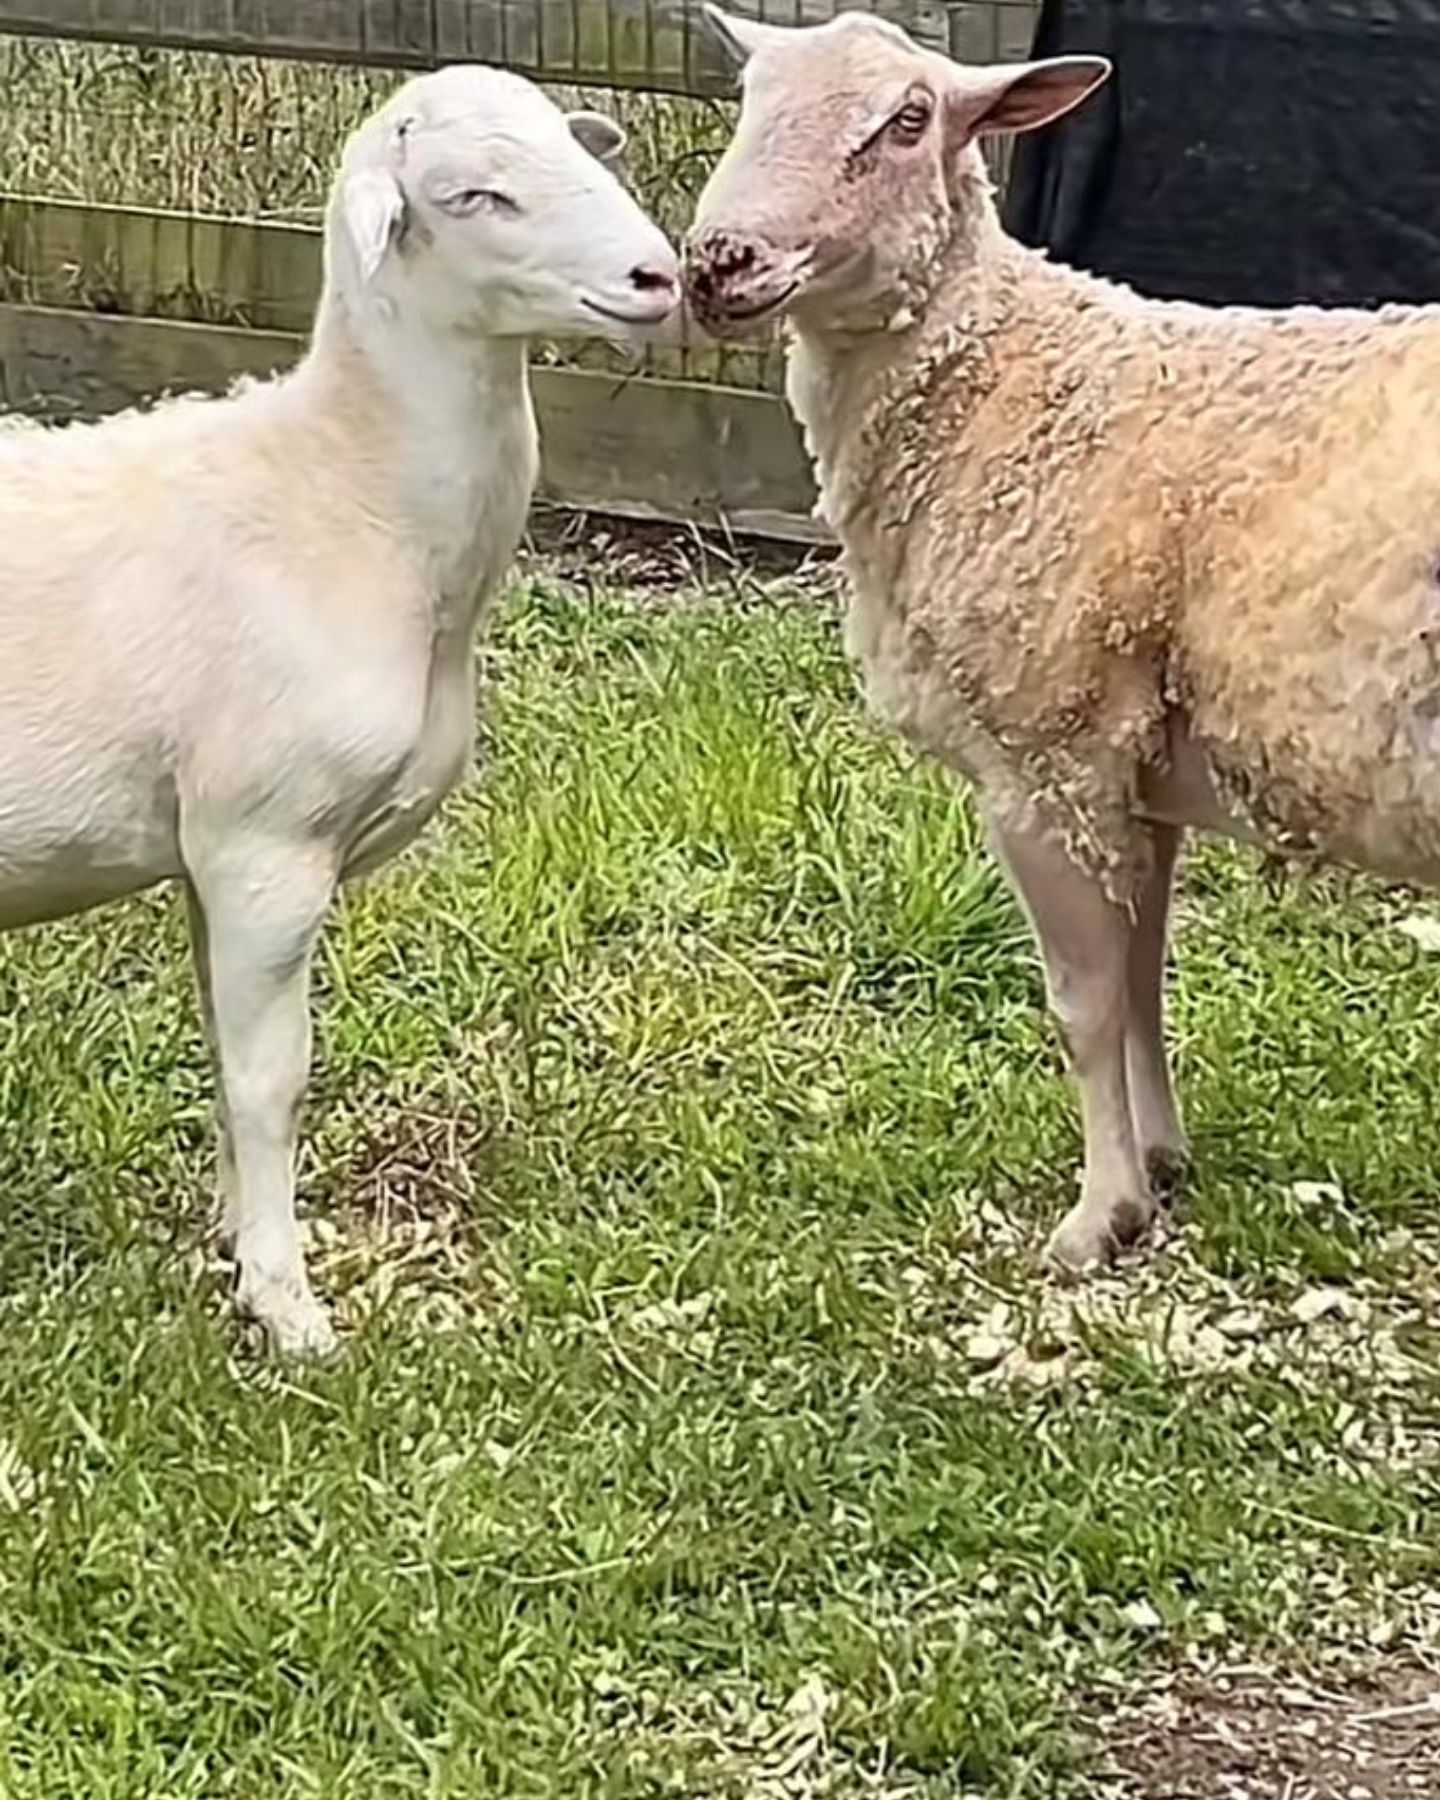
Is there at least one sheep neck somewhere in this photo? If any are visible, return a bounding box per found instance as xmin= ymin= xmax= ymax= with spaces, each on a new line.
xmin=302 ymin=291 xmax=539 ymax=637
xmin=786 ymin=192 xmax=1074 ymax=535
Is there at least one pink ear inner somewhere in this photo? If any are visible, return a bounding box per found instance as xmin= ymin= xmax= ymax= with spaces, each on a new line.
xmin=971 ymin=57 xmax=1111 ymax=138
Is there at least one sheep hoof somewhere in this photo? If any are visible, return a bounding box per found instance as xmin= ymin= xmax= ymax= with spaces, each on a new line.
xmin=241 ymin=1279 xmax=339 ymax=1358
xmin=1043 ymin=1215 xmax=1113 ymax=1279
xmin=1143 ymin=1144 xmax=1190 ymax=1207
xmin=1044 ymin=1192 xmax=1155 ymax=1277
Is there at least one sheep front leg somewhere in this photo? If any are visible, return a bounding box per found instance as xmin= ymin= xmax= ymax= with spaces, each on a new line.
xmin=184 ymin=884 xmax=238 ymax=1245
xmin=186 ymin=839 xmax=338 ymax=1355
xmin=1126 ymin=822 xmax=1187 ymax=1195
xmin=991 ymin=819 xmax=1155 ymax=1272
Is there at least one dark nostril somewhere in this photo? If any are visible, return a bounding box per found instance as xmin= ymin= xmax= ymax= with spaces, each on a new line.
xmin=686 ymin=231 xmax=774 ymax=310
xmin=698 ymin=234 xmax=761 ymax=281
xmin=629 ymin=264 xmax=676 ymax=293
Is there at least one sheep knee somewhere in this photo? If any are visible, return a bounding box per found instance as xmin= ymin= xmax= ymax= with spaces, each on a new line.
xmin=1046 ymin=958 xmax=1125 ymax=1066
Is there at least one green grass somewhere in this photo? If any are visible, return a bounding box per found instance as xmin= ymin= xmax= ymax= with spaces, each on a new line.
xmin=0 ymin=570 xmax=1437 ymax=1797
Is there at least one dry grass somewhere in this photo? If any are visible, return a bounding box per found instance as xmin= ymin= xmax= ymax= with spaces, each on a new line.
xmin=1095 ymin=1664 xmax=1440 ymax=1798
xmin=0 ymin=35 xmax=730 ymax=231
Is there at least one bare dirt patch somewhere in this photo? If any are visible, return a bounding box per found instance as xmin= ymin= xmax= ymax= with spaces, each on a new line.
xmin=1095 ymin=1665 xmax=1440 ymax=1798
xmin=521 ymin=506 xmax=836 ymax=593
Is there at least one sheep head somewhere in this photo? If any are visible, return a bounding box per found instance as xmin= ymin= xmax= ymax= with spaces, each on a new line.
xmin=327 ymin=65 xmax=678 ymax=341
xmin=686 ymin=8 xmax=1108 ymax=337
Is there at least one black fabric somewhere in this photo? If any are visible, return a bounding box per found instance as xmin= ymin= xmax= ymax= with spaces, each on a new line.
xmin=1002 ymin=0 xmax=1440 ymax=307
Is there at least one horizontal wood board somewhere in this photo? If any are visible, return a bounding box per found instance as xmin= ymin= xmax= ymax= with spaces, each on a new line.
xmin=0 ymin=301 xmax=824 ymax=538
xmin=0 ymin=193 xmax=777 ymax=391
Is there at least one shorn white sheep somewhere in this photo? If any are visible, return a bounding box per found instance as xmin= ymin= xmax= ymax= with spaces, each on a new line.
xmin=0 ymin=67 xmax=677 ymax=1352
xmin=686 ymin=9 xmax=1440 ymax=1273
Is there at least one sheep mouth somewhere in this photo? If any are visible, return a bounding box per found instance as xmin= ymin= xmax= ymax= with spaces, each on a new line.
xmin=690 ymin=282 xmax=799 ymax=334
xmin=581 ymin=295 xmax=676 ymax=327
xmin=722 ymin=283 xmax=798 ymax=321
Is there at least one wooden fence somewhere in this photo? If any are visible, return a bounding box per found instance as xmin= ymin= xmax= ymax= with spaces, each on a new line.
xmin=0 ymin=0 xmax=1040 ymax=538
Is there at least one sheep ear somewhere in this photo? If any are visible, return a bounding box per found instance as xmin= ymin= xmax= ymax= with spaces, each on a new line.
xmin=701 ymin=4 xmax=790 ymax=68
xmin=567 ymin=109 xmax=626 ymax=165
xmin=949 ymin=55 xmax=1110 ymax=140
xmin=342 ymin=168 xmax=406 ymax=283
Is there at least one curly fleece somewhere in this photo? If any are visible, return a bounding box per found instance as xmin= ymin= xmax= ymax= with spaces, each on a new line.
xmin=786 ymin=190 xmax=1440 ymax=901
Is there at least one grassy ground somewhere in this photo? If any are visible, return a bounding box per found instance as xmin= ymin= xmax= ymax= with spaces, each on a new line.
xmin=0 ymin=563 xmax=1436 ymax=1797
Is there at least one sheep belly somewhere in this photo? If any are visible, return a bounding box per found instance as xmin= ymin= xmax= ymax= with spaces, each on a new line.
xmin=0 ymin=748 xmax=180 ymax=929
xmin=1186 ymin=655 xmax=1440 ymax=886
xmin=1179 ymin=490 xmax=1440 ymax=882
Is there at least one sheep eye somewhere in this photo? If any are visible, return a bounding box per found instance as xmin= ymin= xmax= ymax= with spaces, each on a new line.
xmin=440 ymin=187 xmax=520 ymax=217
xmin=889 ymin=100 xmax=932 ymax=140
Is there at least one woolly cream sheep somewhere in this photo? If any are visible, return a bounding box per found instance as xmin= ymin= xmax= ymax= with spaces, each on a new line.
xmin=0 ymin=67 xmax=677 ymax=1352
xmin=686 ymin=8 xmax=1440 ymax=1273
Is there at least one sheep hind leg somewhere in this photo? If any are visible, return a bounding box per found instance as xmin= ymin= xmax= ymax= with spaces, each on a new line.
xmin=185 ymin=837 xmax=339 ymax=1356
xmin=991 ymin=818 xmax=1155 ymax=1274
xmin=1126 ymin=822 xmax=1188 ymax=1200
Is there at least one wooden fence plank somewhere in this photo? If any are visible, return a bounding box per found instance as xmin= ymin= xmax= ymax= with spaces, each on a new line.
xmin=0 ymin=0 xmax=957 ymax=95
xmin=0 ymin=196 xmax=319 ymax=333
xmin=0 ymin=302 xmax=822 ymax=539
xmin=947 ymin=0 xmax=1038 ymax=61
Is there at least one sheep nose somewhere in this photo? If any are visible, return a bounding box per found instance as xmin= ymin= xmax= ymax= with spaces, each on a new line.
xmin=629 ymin=262 xmax=677 ymax=295
xmin=684 ymin=229 xmax=768 ymax=304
